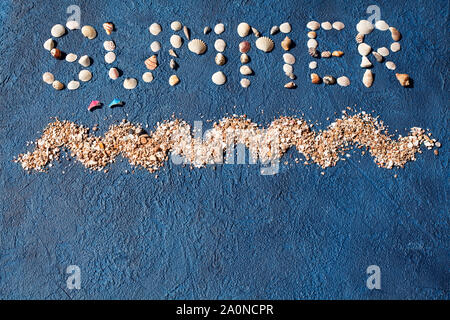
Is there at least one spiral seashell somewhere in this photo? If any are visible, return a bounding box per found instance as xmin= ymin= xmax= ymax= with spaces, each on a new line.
xmin=188 ymin=39 xmax=207 ymax=55
xmin=281 ymin=36 xmax=292 ymax=51
xmin=255 ymin=36 xmax=274 ymax=52
xmin=103 ymin=22 xmax=114 ymax=35
xmin=389 ymin=27 xmax=402 ymax=41
xmin=145 ymin=55 xmax=158 ymax=70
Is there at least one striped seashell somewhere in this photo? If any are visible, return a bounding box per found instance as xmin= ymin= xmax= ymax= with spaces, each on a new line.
xmin=355 ymin=33 xmax=364 ymax=44
xmin=103 ymin=22 xmax=114 ymax=35
xmin=255 ymin=36 xmax=274 ymax=52
xmin=145 ymin=55 xmax=158 ymax=70
xmin=321 ymin=51 xmax=331 ymax=58
xmin=308 ymin=47 xmax=319 ymax=58
xmin=188 ymin=39 xmax=207 ymax=55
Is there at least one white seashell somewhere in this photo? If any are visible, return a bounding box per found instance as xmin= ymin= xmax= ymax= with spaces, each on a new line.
xmin=170 ymin=34 xmax=183 ymax=48
xmin=306 ymin=21 xmax=320 ymax=30
xmin=108 ymin=67 xmax=119 ymax=80
xmin=283 ymin=53 xmax=295 ymax=65
xmin=81 ymin=25 xmax=97 ymax=39
xmin=356 ymin=20 xmax=374 ymax=35
xmin=337 ymin=76 xmax=350 ymax=87
xmin=309 ymin=61 xmax=317 ymax=69
xmin=43 ymin=38 xmax=54 ymax=51
xmin=321 ymin=21 xmax=332 ymax=30
xmin=150 ymin=41 xmax=161 ymax=52
xmin=377 ymin=47 xmax=389 ymax=57
xmin=355 ymin=33 xmax=364 ymax=44
xmin=215 ymin=53 xmax=226 ymax=66
xmin=103 ymin=40 xmax=116 ymax=51
xmin=123 ymin=78 xmax=137 ymax=90
xmin=240 ymin=78 xmax=250 ymax=88
xmin=78 ymin=70 xmax=92 ymax=82
xmin=188 ymin=39 xmax=207 ymax=55
xmin=104 ymin=52 xmax=116 ymax=64
xmin=358 ymin=43 xmax=372 ymax=56
xmin=332 ymin=21 xmax=345 ymax=30
xmin=169 ymin=59 xmax=178 ymax=70
xmin=142 ymin=72 xmax=154 ymax=83
xmin=214 ymin=39 xmax=226 ymax=52
xmin=214 ymin=23 xmax=225 ymax=34
xmin=237 ymin=22 xmax=251 ymax=37
xmin=169 ymin=49 xmax=178 ymax=57
xmin=211 ymin=71 xmax=226 ymax=85
xmin=279 ymin=22 xmax=291 ymax=33
xmin=78 ymin=55 xmax=91 ymax=67
xmin=51 ymin=24 xmax=66 ymax=37
xmin=251 ymin=27 xmax=260 ymax=37
xmin=375 ymin=20 xmax=389 ymax=31
xmin=307 ymin=39 xmax=318 ymax=49
xmin=42 ymin=72 xmax=54 ymax=84
xmin=52 ymin=80 xmax=64 ymax=90
xmin=66 ymin=20 xmax=80 ymax=30
xmin=363 ymin=69 xmax=373 ymax=88
xmin=360 ymin=56 xmax=372 ymax=68
xmin=149 ymin=23 xmax=162 ymax=35
xmin=385 ymin=61 xmax=396 ymax=70
xmin=203 ymin=26 xmax=211 ymax=34
xmin=239 ymin=65 xmax=253 ymax=75
xmin=67 ymin=80 xmax=80 ymax=90
xmin=169 ymin=75 xmax=180 ymax=86
xmin=240 ymin=53 xmax=249 ymax=64
xmin=390 ymin=42 xmax=401 ymax=52
xmin=283 ymin=64 xmax=293 ymax=75
xmin=183 ymin=26 xmax=190 ymax=40
xmin=270 ymin=26 xmax=279 ymax=35
xmin=255 ymin=36 xmax=274 ymax=52
xmin=171 ymin=21 xmax=182 ymax=31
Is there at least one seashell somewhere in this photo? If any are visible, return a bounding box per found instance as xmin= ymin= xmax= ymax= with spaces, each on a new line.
xmin=108 ymin=99 xmax=123 ymax=108
xmin=332 ymin=21 xmax=345 ymax=30
xmin=355 ymin=33 xmax=364 ymax=44
xmin=88 ymin=100 xmax=101 ymax=111
xmin=183 ymin=26 xmax=190 ymax=40
xmin=323 ymin=75 xmax=336 ymax=85
xmin=150 ymin=41 xmax=161 ymax=52
xmin=108 ymin=67 xmax=119 ymax=80
xmin=103 ymin=22 xmax=114 ymax=35
xmin=288 ymin=73 xmax=296 ymax=80
xmin=65 ymin=53 xmax=77 ymax=62
xmin=203 ymin=26 xmax=211 ymax=34
xmin=170 ymin=21 xmax=182 ymax=31
xmin=375 ymin=20 xmax=389 ymax=31
xmin=145 ymin=55 xmax=158 ymax=70
xmin=377 ymin=47 xmax=389 ymax=57
xmin=103 ymin=40 xmax=116 ymax=51
xmin=360 ymin=56 xmax=372 ymax=68
xmin=67 ymin=80 xmax=80 ymax=90
xmin=170 ymin=34 xmax=183 ymax=48
xmin=66 ymin=20 xmax=80 ymax=30
xmin=214 ymin=23 xmax=225 ymax=35
xmin=307 ymin=39 xmax=318 ymax=49
xmin=43 ymin=38 xmax=54 ymax=51
xmin=283 ymin=53 xmax=295 ymax=65
xmin=123 ymin=78 xmax=137 ymax=90
xmin=395 ymin=73 xmax=410 ymax=87
xmin=188 ymin=39 xmax=207 ymax=55
xmin=307 ymin=31 xmax=316 ymax=39
xmin=42 ymin=72 xmax=54 ymax=84
xmin=337 ymin=76 xmax=350 ymax=87
xmin=356 ymin=20 xmax=374 ymax=35
xmin=363 ymin=69 xmax=373 ymax=88
xmin=309 ymin=61 xmax=317 ymax=69
xmin=240 ymin=78 xmax=250 ymax=88
xmin=240 ymin=53 xmax=250 ymax=64
xmin=255 ymin=36 xmax=274 ymax=52
xmin=385 ymin=61 xmax=396 ymax=70
xmin=79 ymin=70 xmax=92 ymax=82
xmin=142 ymin=72 xmax=154 ymax=83
xmin=358 ymin=43 xmax=372 ymax=56
xmin=52 ymin=80 xmax=64 ymax=90
xmin=321 ymin=51 xmax=331 ymax=58
xmin=280 ymin=22 xmax=291 ymax=33
xmin=284 ymin=81 xmax=296 ymax=89
xmin=50 ymin=48 xmax=62 ymax=59
xmin=281 ymin=36 xmax=292 ymax=51
xmin=372 ymin=51 xmax=383 ymax=63
xmin=51 ymin=24 xmax=66 ymax=37
xmin=283 ymin=64 xmax=293 ymax=75
xmin=214 ymin=39 xmax=226 ymax=52
xmin=215 ymin=53 xmax=226 ymax=66
xmin=311 ymin=73 xmax=321 ymax=84
xmin=170 ymin=59 xmax=178 ymax=69
xmin=389 ymin=27 xmax=401 ymax=41
xmin=308 ymin=47 xmax=319 ymax=58
xmin=78 ymin=55 xmax=91 ymax=67
xmin=104 ymin=52 xmax=116 ymax=64
xmin=240 ymin=65 xmax=253 ymax=75
xmin=239 ymin=41 xmax=250 ymax=53
xmin=390 ymin=42 xmax=401 ymax=52
xmin=81 ymin=25 xmax=97 ymax=39
xmin=149 ymin=23 xmax=162 ymax=35
xmin=251 ymin=27 xmax=260 ymax=37
xmin=166 ymin=49 xmax=176 ymax=58
xmin=332 ymin=51 xmax=344 ymax=57
xmin=169 ymin=75 xmax=180 ymax=86
xmin=211 ymin=71 xmax=226 ymax=85
xmin=139 ymin=134 xmax=150 ymax=145
xmin=237 ymin=22 xmax=251 ymax=37
xmin=306 ymin=21 xmax=320 ymax=31
xmin=270 ymin=26 xmax=279 ymax=35
xmin=321 ymin=21 xmax=332 ymax=30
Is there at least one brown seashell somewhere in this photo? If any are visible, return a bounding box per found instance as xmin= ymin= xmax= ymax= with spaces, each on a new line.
xmin=332 ymin=51 xmax=344 ymax=57
xmin=395 ymin=73 xmax=410 ymax=87
xmin=50 ymin=48 xmax=62 ymax=59
xmin=308 ymin=47 xmax=319 ymax=58
xmin=307 ymin=31 xmax=316 ymax=39
xmin=355 ymin=33 xmax=364 ymax=44
xmin=284 ymin=81 xmax=296 ymax=89
xmin=281 ymin=36 xmax=292 ymax=51
xmin=389 ymin=27 xmax=402 ymax=41
xmin=239 ymin=41 xmax=250 ymax=53
xmin=321 ymin=51 xmax=331 ymax=58
xmin=311 ymin=73 xmax=321 ymax=84
xmin=103 ymin=22 xmax=114 ymax=35
xmin=145 ymin=55 xmax=158 ymax=70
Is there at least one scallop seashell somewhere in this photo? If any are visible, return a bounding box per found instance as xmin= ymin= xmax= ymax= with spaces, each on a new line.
xmin=355 ymin=33 xmax=364 ymax=44
xmin=150 ymin=41 xmax=161 ymax=52
xmin=240 ymin=53 xmax=250 ymax=64
xmin=237 ymin=22 xmax=251 ymax=37
xmin=270 ymin=26 xmax=279 ymax=35
xmin=284 ymin=81 xmax=296 ymax=89
xmin=240 ymin=65 xmax=253 ymax=75
xmin=103 ymin=22 xmax=114 ymax=35
xmin=79 ymin=70 xmax=92 ymax=82
xmin=321 ymin=21 xmax=332 ymax=30
xmin=389 ymin=27 xmax=402 ymax=41
xmin=323 ymin=75 xmax=336 ymax=85
xmin=306 ymin=21 xmax=320 ymax=31
xmin=307 ymin=39 xmax=318 ymax=49
xmin=103 ymin=40 xmax=116 ymax=51
xmin=51 ymin=24 xmax=66 ymax=37
xmin=363 ymin=69 xmax=373 ymax=88
xmin=52 ymin=80 xmax=64 ymax=90
xmin=307 ymin=31 xmax=316 ymax=39
xmin=170 ymin=34 xmax=183 ymax=48
xmin=239 ymin=41 xmax=250 ymax=53
xmin=43 ymin=38 xmax=54 ymax=51
xmin=66 ymin=20 xmax=80 ymax=30
xmin=169 ymin=49 xmax=178 ymax=57
xmin=240 ymin=78 xmax=250 ymax=88
xmin=203 ymin=26 xmax=211 ymax=34
xmin=142 ymin=72 xmax=154 ymax=83
xmin=358 ymin=43 xmax=372 ymax=56
xmin=280 ymin=22 xmax=291 ymax=33
xmin=211 ymin=71 xmax=226 ymax=85
xmin=171 ymin=21 xmax=182 ymax=31
xmin=281 ymin=36 xmax=292 ymax=51
xmin=390 ymin=42 xmax=401 ymax=52
xmin=377 ymin=47 xmax=389 ymax=57
xmin=104 ymin=52 xmax=116 ymax=64
xmin=356 ymin=20 xmax=374 ymax=35
xmin=395 ymin=73 xmax=410 ymax=87
xmin=255 ymin=36 xmax=274 ymax=52
xmin=321 ymin=51 xmax=331 ymax=58
xmin=337 ymin=76 xmax=350 ymax=87
xmin=283 ymin=64 xmax=293 ymax=75
xmin=81 ymin=25 xmax=97 ymax=39
xmin=375 ymin=20 xmax=389 ymax=31
xmin=50 ymin=48 xmax=62 ymax=59
xmin=309 ymin=61 xmax=317 ymax=69
xmin=123 ymin=78 xmax=137 ymax=90
xmin=214 ymin=23 xmax=225 ymax=35
xmin=67 ymin=80 xmax=80 ymax=90
xmin=169 ymin=75 xmax=180 ymax=86
xmin=311 ymin=73 xmax=321 ymax=84
xmin=145 ymin=55 xmax=158 ymax=70
xmin=360 ymin=56 xmax=372 ymax=68
xmin=42 ymin=72 xmax=54 ymax=84
xmin=385 ymin=61 xmax=396 ymax=70
xmin=283 ymin=53 xmax=295 ymax=65
xmin=78 ymin=55 xmax=91 ymax=67
xmin=251 ymin=27 xmax=260 ymax=37
xmin=183 ymin=26 xmax=190 ymax=40
xmin=188 ymin=39 xmax=207 ymax=55
xmin=169 ymin=59 xmax=178 ymax=70
xmin=108 ymin=67 xmax=119 ymax=80
xmin=215 ymin=53 xmax=226 ymax=66
xmin=149 ymin=23 xmax=162 ymax=35
xmin=372 ymin=51 xmax=383 ymax=63
xmin=332 ymin=21 xmax=345 ymax=30
xmin=332 ymin=51 xmax=344 ymax=57
xmin=214 ymin=39 xmax=226 ymax=52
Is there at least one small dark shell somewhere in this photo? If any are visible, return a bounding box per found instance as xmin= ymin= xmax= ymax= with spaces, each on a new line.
xmin=308 ymin=47 xmax=319 ymax=58
xmin=323 ymin=75 xmax=336 ymax=85
xmin=51 ymin=48 xmax=62 ymax=59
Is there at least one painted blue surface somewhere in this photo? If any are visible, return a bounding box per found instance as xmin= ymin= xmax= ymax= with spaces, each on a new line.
xmin=0 ymin=0 xmax=448 ymax=299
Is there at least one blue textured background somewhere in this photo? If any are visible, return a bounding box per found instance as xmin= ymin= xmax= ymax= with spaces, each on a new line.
xmin=0 ymin=0 xmax=448 ymax=299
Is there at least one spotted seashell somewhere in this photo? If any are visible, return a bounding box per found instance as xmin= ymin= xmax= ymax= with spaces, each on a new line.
xmin=103 ymin=40 xmax=115 ymax=51
xmin=255 ymin=36 xmax=274 ymax=52
xmin=188 ymin=39 xmax=207 ymax=55
xmin=103 ymin=22 xmax=114 ymax=35
xmin=81 ymin=25 xmax=97 ymax=40
xmin=145 ymin=55 xmax=158 ymax=70
xmin=239 ymin=41 xmax=250 ymax=53
xmin=281 ymin=36 xmax=292 ymax=51
xmin=79 ymin=70 xmax=92 ymax=82
xmin=50 ymin=48 xmax=62 ymax=59
xmin=170 ymin=34 xmax=183 ymax=48
xmin=311 ymin=73 xmax=321 ymax=84
xmin=363 ymin=69 xmax=373 ymax=88
xmin=355 ymin=33 xmax=364 ymax=44
xmin=321 ymin=51 xmax=331 ymax=58
xmin=215 ymin=53 xmax=226 ymax=66
xmin=169 ymin=75 xmax=180 ymax=86
xmin=108 ymin=67 xmax=119 ymax=80
xmin=52 ymin=80 xmax=64 ymax=90
xmin=389 ymin=27 xmax=402 ymax=41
